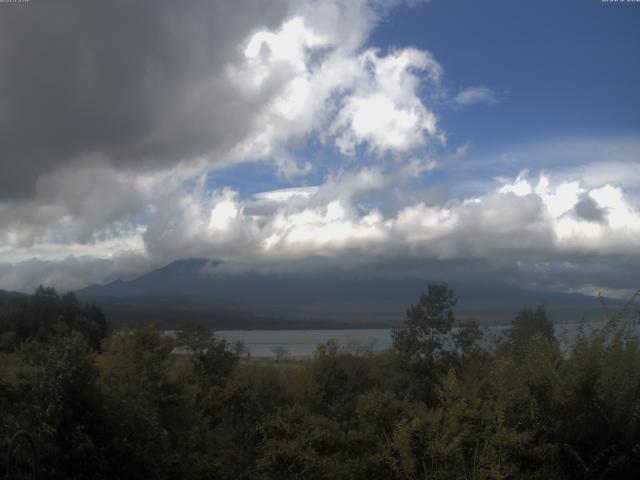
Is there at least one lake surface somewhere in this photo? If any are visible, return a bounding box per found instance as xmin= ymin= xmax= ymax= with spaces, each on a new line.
xmin=218 ymin=321 xmax=640 ymax=358
xmin=218 ymin=329 xmax=392 ymax=358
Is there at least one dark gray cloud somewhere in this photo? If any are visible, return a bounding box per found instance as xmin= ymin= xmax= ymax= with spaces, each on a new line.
xmin=0 ymin=0 xmax=289 ymax=198
xmin=573 ymin=195 xmax=606 ymax=223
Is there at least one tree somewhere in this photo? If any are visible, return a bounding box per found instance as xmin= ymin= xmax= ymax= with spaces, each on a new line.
xmin=272 ymin=345 xmax=289 ymax=361
xmin=302 ymin=340 xmax=373 ymax=422
xmin=258 ymin=404 xmax=352 ymax=480
xmin=392 ymin=282 xmax=457 ymax=361
xmin=21 ymin=332 xmax=105 ymax=479
xmin=391 ymin=282 xmax=458 ymax=403
xmin=97 ymin=326 xmax=177 ymax=479
xmin=0 ymin=287 xmax=108 ymax=351
xmin=453 ymin=319 xmax=484 ymax=357
xmin=177 ymin=322 xmax=238 ymax=389
xmin=509 ymin=305 xmax=554 ymax=345
xmin=215 ymin=363 xmax=292 ymax=478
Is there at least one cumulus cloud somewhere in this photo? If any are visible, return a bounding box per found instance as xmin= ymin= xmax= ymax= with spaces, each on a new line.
xmin=228 ymin=4 xmax=443 ymax=171
xmin=1 ymin=163 xmax=640 ymax=295
xmin=120 ymin=169 xmax=640 ymax=287
xmin=0 ymin=0 xmax=443 ymax=240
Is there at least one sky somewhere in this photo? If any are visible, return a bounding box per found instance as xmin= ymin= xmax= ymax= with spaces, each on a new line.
xmin=0 ymin=0 xmax=639 ymax=297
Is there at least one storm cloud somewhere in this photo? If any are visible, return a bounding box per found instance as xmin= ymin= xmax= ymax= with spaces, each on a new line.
xmin=0 ymin=0 xmax=290 ymax=197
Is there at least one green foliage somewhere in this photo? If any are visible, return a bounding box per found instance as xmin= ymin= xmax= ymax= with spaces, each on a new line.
xmin=17 ymin=332 xmax=105 ymax=479
xmin=552 ymin=314 xmax=640 ymax=478
xmin=454 ymin=319 xmax=485 ymax=358
xmin=177 ymin=321 xmax=239 ymax=389
xmin=391 ymin=283 xmax=489 ymax=405
xmin=509 ymin=305 xmax=554 ymax=346
xmin=300 ymin=340 xmax=374 ymax=421
xmin=392 ymin=282 xmax=458 ymax=360
xmin=211 ymin=363 xmax=292 ymax=479
xmin=0 ymin=287 xmax=108 ymax=352
xmin=258 ymin=404 xmax=352 ymax=480
xmin=1 ymin=284 xmax=640 ymax=479
xmin=97 ymin=326 xmax=191 ymax=479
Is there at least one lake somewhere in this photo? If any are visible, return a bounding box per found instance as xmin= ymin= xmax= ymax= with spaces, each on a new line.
xmin=217 ymin=321 xmax=640 ymax=358
xmin=218 ymin=329 xmax=392 ymax=358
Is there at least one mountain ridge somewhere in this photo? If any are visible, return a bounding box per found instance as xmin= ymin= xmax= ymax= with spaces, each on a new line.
xmin=74 ymin=258 xmax=622 ymax=329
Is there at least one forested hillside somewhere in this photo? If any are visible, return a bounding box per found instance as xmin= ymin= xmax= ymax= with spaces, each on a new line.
xmin=1 ymin=284 xmax=639 ymax=479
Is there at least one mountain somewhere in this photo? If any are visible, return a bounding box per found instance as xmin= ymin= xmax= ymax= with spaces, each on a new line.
xmin=76 ymin=258 xmax=624 ymax=329
xmin=80 ymin=258 xmax=224 ymax=298
xmin=80 ymin=258 xmax=421 ymax=305
xmin=0 ymin=289 xmax=28 ymax=302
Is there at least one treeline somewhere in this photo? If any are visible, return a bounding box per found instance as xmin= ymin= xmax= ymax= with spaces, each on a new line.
xmin=1 ymin=283 xmax=639 ymax=479
xmin=0 ymin=286 xmax=108 ymax=351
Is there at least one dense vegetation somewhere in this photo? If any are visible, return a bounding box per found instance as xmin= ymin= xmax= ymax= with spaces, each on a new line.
xmin=1 ymin=283 xmax=639 ymax=479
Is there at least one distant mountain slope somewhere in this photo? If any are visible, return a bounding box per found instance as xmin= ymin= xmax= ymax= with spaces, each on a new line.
xmin=0 ymin=289 xmax=28 ymax=302
xmin=81 ymin=291 xmax=373 ymax=330
xmin=80 ymin=258 xmax=224 ymax=298
xmin=80 ymin=258 xmax=423 ymax=304
xmin=76 ymin=258 xmax=624 ymax=329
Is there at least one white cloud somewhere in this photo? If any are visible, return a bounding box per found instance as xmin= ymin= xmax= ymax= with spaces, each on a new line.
xmin=2 ymin=163 xmax=640 ymax=295
xmin=227 ymin=3 xmax=443 ymax=169
xmin=452 ymin=86 xmax=497 ymax=106
xmin=134 ymin=167 xmax=640 ymax=269
xmin=253 ymin=186 xmax=319 ymax=203
xmin=332 ymin=48 xmax=442 ymax=155
xmin=499 ymin=170 xmax=534 ymax=196
xmin=0 ymin=0 xmax=445 ymax=260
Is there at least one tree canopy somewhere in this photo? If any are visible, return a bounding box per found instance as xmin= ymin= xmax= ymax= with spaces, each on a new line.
xmin=1 ymin=284 xmax=639 ymax=479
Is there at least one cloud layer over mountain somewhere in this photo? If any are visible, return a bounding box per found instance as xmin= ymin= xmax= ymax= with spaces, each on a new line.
xmin=1 ymin=0 xmax=639 ymax=297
